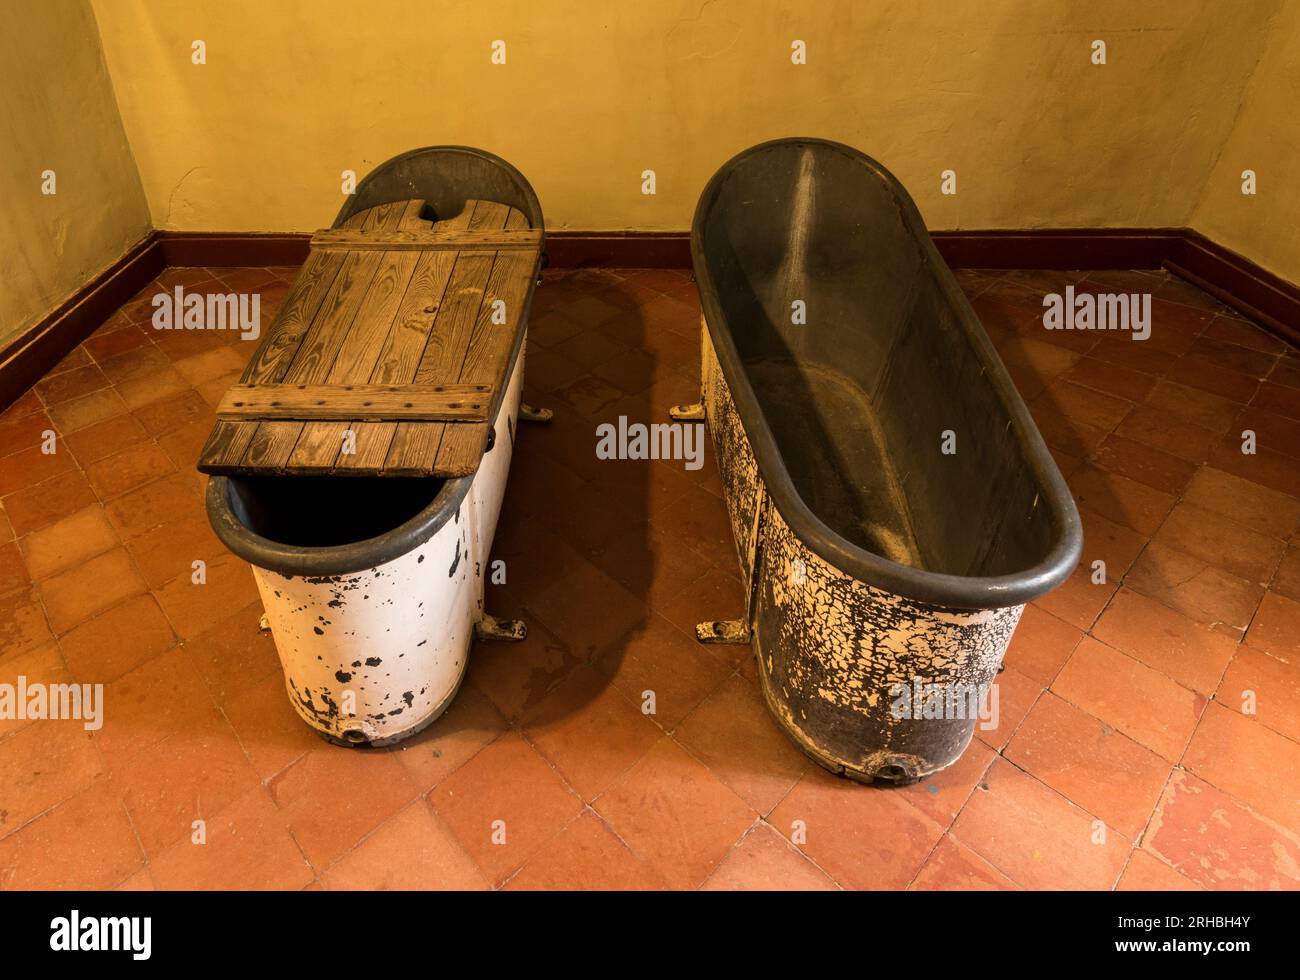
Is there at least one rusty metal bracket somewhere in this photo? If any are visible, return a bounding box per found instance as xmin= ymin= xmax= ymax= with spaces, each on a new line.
xmin=692 ymin=417 xmax=767 ymax=648
xmin=695 ymin=487 xmax=770 ymax=645
xmin=669 ymin=402 xmax=705 ymax=421
xmin=475 ymin=614 xmax=528 ymax=641
xmin=695 ymin=619 xmax=752 ymax=643
xmin=518 ymin=403 xmax=553 ymax=423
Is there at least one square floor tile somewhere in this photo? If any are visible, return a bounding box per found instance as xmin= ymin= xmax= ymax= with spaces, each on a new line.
xmin=1145 ymin=770 xmax=1300 ymax=890
xmin=768 ymin=766 xmax=944 ymax=890
xmin=594 ymin=736 xmax=755 ymax=889
xmin=1004 ymin=692 xmax=1170 ymax=838
xmin=429 ymin=731 xmax=582 ymax=884
xmin=951 ymin=759 xmax=1130 ymax=890
xmin=1052 ymin=637 xmax=1205 ymax=762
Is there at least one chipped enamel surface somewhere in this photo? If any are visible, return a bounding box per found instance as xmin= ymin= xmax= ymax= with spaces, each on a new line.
xmin=700 ymin=320 xmax=762 ymax=589
xmin=254 ymin=349 xmax=525 ymax=746
xmin=701 ymin=327 xmax=1023 ymax=782
xmin=255 ymin=513 xmax=472 ymax=745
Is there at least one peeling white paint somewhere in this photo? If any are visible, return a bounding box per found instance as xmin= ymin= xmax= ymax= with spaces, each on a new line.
xmin=254 ymin=347 xmax=526 ymax=745
xmin=701 ymin=326 xmax=1023 ymax=782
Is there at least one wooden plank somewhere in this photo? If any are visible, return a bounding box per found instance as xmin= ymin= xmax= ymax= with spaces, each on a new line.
xmin=384 ymin=251 xmax=494 ymax=472
xmin=432 ymin=205 xmax=476 ymax=232
xmin=367 ymin=251 xmax=459 ymax=384
xmin=379 ymin=204 xmax=484 ymax=475
xmin=456 ymin=254 xmax=535 ymax=383
xmin=309 ymin=228 xmax=540 ymax=250
xmin=343 ymin=205 xmax=372 ymax=230
xmin=227 ymin=201 xmax=396 ymax=472
xmin=285 ymin=253 xmax=386 ymax=381
xmin=230 ymin=251 xmax=383 ymax=471
xmin=250 ymin=210 xmax=402 ymax=469
xmin=239 ymin=251 xmax=347 ymax=385
xmin=434 ymin=250 xmax=536 ymax=470
xmin=373 ymin=204 xmax=474 ymax=383
xmin=327 ymin=253 xmax=419 ymax=383
xmin=388 ymin=200 xmax=525 ymax=475
xmin=216 ymin=383 xmax=492 ymax=421
xmin=412 ymin=253 xmax=497 ymax=384
xmin=430 ymin=421 xmax=490 ymax=475
xmin=382 ymin=424 xmax=453 ymax=476
xmin=331 ymin=423 xmax=397 ymax=472
xmin=197 ymin=251 xmax=346 ymax=471
xmin=199 ymin=197 xmax=539 ymax=477
xmin=467 ymin=200 xmax=513 ymax=232
xmin=395 ymin=199 xmax=427 ymax=228
xmin=287 ymin=421 xmax=352 ymax=472
xmin=431 ymin=200 xmax=529 ymax=473
xmin=327 ymin=201 xmax=464 ymax=474
xmin=241 ymin=421 xmax=307 ymax=473
xmin=327 ymin=196 xmax=439 ymax=470
xmin=364 ymin=201 xmax=409 ymax=231
xmin=197 ymin=420 xmax=258 ymax=472
xmin=334 ymin=203 xmax=457 ymax=473
xmin=286 ymin=229 xmax=420 ymax=466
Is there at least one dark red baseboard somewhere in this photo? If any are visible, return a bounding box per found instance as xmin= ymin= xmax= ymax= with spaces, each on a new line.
xmin=930 ymin=228 xmax=1182 ymax=271
xmin=148 ymin=227 xmax=1197 ymax=273
xmin=3 ymin=226 xmax=1297 ymax=414
xmin=159 ymin=232 xmax=310 ymax=268
xmin=1 ymin=232 xmax=164 ymax=412
xmin=154 ymin=229 xmax=699 ymax=270
xmin=930 ymin=229 xmax=1299 ymax=347
xmin=543 ymin=231 xmax=691 ymax=269
xmin=1165 ymin=231 xmax=1300 ymax=349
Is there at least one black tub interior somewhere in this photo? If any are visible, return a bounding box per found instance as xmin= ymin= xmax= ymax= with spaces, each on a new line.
xmin=225 ymin=476 xmax=445 ymax=548
xmin=698 ymin=141 xmax=1058 ymax=579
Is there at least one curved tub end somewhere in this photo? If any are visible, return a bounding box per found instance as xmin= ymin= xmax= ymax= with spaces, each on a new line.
xmin=303 ymin=663 xmax=470 ymax=749
xmin=753 ymin=661 xmax=963 ymax=786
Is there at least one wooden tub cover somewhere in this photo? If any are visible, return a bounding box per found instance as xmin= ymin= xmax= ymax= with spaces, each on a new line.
xmin=197 ymin=198 xmax=542 ymax=478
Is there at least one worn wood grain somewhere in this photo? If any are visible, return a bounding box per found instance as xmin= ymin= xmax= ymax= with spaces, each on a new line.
xmin=435 ymin=249 xmax=535 ymax=470
xmin=286 ymin=202 xmax=425 ymax=468
xmin=337 ymin=202 xmax=473 ymax=474
xmin=467 ymin=200 xmax=513 ymax=232
xmin=216 ymin=383 xmax=491 ymax=420
xmin=252 ymin=204 xmax=407 ymax=468
xmin=198 ymin=195 xmax=538 ymax=478
xmin=384 ymin=251 xmax=494 ymax=472
xmin=310 ymin=228 xmax=540 ymax=251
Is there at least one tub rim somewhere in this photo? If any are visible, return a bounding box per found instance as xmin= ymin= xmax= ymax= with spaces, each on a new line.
xmin=205 ymin=334 xmax=528 ymax=578
xmin=334 ymin=145 xmax=544 ymax=454
xmin=691 ymin=136 xmax=1083 ymax=610
xmin=206 ymin=471 xmax=474 ymax=579
xmin=205 ymin=145 xmax=542 ymax=580
xmin=333 ymin=144 xmax=546 ymax=233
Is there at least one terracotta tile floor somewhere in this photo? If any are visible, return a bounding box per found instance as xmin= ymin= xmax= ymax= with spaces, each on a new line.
xmin=2 ymin=263 xmax=1299 ymax=890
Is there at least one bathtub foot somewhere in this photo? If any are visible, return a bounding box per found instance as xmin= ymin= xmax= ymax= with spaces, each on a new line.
xmin=258 ymin=613 xmax=271 ymax=632
xmin=518 ymin=403 xmax=553 ymax=423
xmin=695 ymin=619 xmax=751 ymax=644
xmin=670 ymin=402 xmax=705 ymax=421
xmin=475 ymin=614 xmax=528 ymax=642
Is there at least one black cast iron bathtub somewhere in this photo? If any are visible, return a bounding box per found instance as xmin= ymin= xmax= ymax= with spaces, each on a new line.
xmin=686 ymin=138 xmax=1082 ymax=782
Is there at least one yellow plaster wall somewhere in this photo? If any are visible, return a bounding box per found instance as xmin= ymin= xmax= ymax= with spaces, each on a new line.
xmin=1190 ymin=1 xmax=1300 ymax=283
xmin=1 ymin=0 xmax=151 ymax=350
xmin=90 ymin=0 xmax=1282 ymax=234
